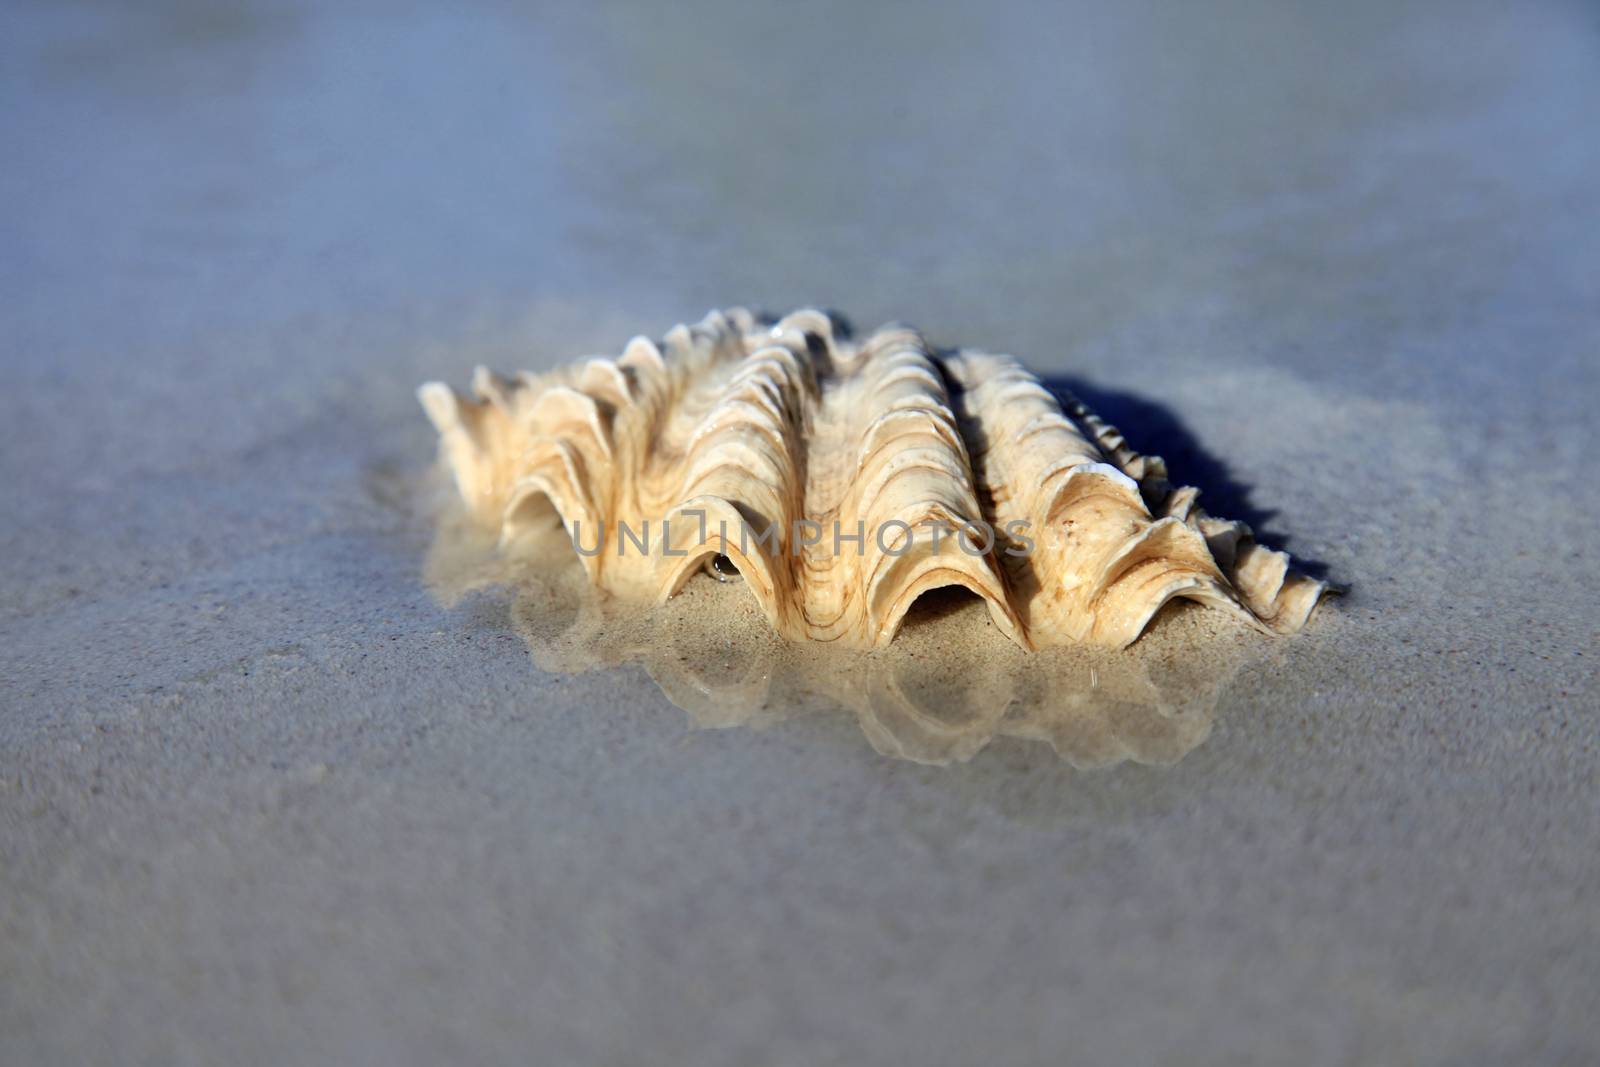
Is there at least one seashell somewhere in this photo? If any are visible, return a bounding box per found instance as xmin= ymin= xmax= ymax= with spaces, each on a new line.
xmin=419 ymin=308 xmax=1326 ymax=649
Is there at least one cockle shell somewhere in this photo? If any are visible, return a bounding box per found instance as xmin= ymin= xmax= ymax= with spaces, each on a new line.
xmin=419 ymin=308 xmax=1326 ymax=649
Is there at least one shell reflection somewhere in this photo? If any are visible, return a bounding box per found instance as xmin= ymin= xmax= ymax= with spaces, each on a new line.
xmin=428 ymin=516 xmax=1263 ymax=768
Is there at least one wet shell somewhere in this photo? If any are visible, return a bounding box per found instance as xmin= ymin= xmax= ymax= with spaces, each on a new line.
xmin=419 ymin=308 xmax=1326 ymax=649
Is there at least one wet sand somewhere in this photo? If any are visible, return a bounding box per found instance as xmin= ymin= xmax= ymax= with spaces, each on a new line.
xmin=3 ymin=1 xmax=1598 ymax=1064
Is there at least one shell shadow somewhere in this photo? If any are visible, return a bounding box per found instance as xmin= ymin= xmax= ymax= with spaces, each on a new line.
xmin=1038 ymin=376 xmax=1332 ymax=581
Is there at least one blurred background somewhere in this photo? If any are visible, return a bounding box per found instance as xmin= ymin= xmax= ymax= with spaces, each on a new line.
xmin=8 ymin=1 xmax=1596 ymax=394
xmin=3 ymin=2 xmax=1597 ymax=1064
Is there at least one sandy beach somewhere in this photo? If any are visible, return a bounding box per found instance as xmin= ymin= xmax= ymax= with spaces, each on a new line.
xmin=3 ymin=1 xmax=1597 ymax=1063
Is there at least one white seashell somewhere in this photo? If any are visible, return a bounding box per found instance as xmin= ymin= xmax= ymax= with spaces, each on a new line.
xmin=420 ymin=308 xmax=1327 ymax=649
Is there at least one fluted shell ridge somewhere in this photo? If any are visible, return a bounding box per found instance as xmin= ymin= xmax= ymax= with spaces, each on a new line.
xmin=419 ymin=308 xmax=1326 ymax=649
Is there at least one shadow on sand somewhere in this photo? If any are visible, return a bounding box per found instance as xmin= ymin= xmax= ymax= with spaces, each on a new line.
xmin=1039 ymin=375 xmax=1331 ymax=581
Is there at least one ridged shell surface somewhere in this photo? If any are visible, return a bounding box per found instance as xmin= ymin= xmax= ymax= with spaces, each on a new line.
xmin=419 ymin=308 xmax=1325 ymax=649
